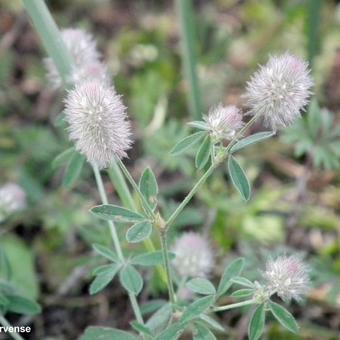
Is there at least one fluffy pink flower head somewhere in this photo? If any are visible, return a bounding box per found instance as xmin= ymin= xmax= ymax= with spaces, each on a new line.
xmin=0 ymin=183 xmax=26 ymax=220
xmin=262 ymin=255 xmax=310 ymax=302
xmin=64 ymin=81 xmax=132 ymax=169
xmin=44 ymin=28 xmax=102 ymax=88
xmin=245 ymin=53 xmax=313 ymax=130
xmin=204 ymin=104 xmax=244 ymax=140
xmin=172 ymin=232 xmax=214 ymax=278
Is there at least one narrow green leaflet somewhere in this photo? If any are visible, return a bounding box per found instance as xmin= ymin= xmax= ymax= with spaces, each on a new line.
xmin=89 ymin=264 xmax=119 ymax=295
xmin=248 ymin=304 xmax=266 ymax=340
xmin=231 ymin=276 xmax=254 ymax=288
xmin=80 ymin=326 xmax=137 ymax=340
xmin=92 ymin=244 xmax=119 ymax=263
xmin=307 ymin=99 xmax=322 ymax=138
xmin=0 ymin=249 xmax=11 ymax=281
xmin=181 ymin=295 xmax=215 ymax=323
xmin=227 ymin=156 xmax=251 ymax=201
xmin=131 ymin=251 xmax=166 ymax=266
xmin=199 ymin=314 xmax=225 ymax=333
xmin=139 ymin=167 xmax=158 ymax=210
xmin=62 ymin=151 xmax=85 ymax=189
xmin=171 ymin=131 xmax=206 ymax=155
xmin=6 ymin=295 xmax=41 ymax=315
xmin=155 ymin=322 xmax=186 ymax=340
xmin=126 ymin=221 xmax=153 ymax=243
xmin=92 ymin=264 xmax=119 ymax=276
xmin=146 ymin=303 xmax=172 ymax=334
xmin=130 ymin=321 xmax=152 ymax=336
xmin=141 ymin=300 xmax=166 ymax=315
xmin=91 ymin=204 xmax=145 ymax=223
xmin=193 ymin=323 xmax=217 ymax=340
xmin=52 ymin=147 xmax=74 ymax=169
xmin=217 ymin=257 xmax=245 ymax=297
xmin=269 ymin=301 xmax=299 ymax=334
xmin=119 ymin=265 xmax=143 ymax=295
xmin=195 ymin=135 xmax=211 ymax=169
xmin=231 ymin=289 xmax=254 ymax=299
xmin=186 ymin=278 xmax=216 ymax=295
xmin=187 ymin=121 xmax=209 ymax=130
xmin=0 ymin=293 xmax=9 ymax=307
xmin=231 ymin=131 xmax=275 ymax=153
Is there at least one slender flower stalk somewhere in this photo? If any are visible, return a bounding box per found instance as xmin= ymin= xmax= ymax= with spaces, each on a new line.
xmin=166 ymin=163 xmax=215 ymax=229
xmin=166 ymin=114 xmax=259 ymax=230
xmin=0 ymin=315 xmax=24 ymax=340
xmin=116 ymin=158 xmax=155 ymax=219
xmin=107 ymin=163 xmax=168 ymax=284
xmin=213 ymin=299 xmax=255 ymax=312
xmin=160 ymin=231 xmax=177 ymax=306
xmin=161 ymin=114 xmax=260 ymax=309
xmin=92 ymin=164 xmax=144 ymax=326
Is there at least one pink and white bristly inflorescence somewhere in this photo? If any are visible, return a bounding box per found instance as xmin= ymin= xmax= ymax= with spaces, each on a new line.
xmin=172 ymin=232 xmax=214 ymax=278
xmin=0 ymin=183 xmax=26 ymax=220
xmin=245 ymin=53 xmax=313 ymax=130
xmin=44 ymin=28 xmax=106 ymax=88
xmin=204 ymin=104 xmax=244 ymax=140
xmin=64 ymin=81 xmax=132 ymax=169
xmin=262 ymin=255 xmax=310 ymax=302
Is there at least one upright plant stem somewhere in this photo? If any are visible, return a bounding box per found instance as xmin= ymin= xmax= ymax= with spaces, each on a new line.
xmin=166 ymin=163 xmax=215 ymax=229
xmin=93 ymin=165 xmax=144 ymax=326
xmin=116 ymin=159 xmax=155 ymax=219
xmin=108 ymin=163 xmax=168 ymax=284
xmin=176 ymin=0 xmax=202 ymax=119
xmin=166 ymin=115 xmax=259 ymax=229
xmin=108 ymin=162 xmax=136 ymax=211
xmin=0 ymin=315 xmax=24 ymax=340
xmin=213 ymin=299 xmax=255 ymax=312
xmin=22 ymin=0 xmax=73 ymax=83
xmin=160 ymin=231 xmax=177 ymax=306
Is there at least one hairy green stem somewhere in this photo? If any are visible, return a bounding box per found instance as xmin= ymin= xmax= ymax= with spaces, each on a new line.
xmin=107 ymin=162 xmax=136 ymax=211
xmin=0 ymin=315 xmax=25 ymax=340
xmin=108 ymin=163 xmax=168 ymax=284
xmin=160 ymin=231 xmax=177 ymax=306
xmin=213 ymin=299 xmax=255 ymax=312
xmin=225 ymin=115 xmax=259 ymax=152
xmin=116 ymin=159 xmax=155 ymax=219
xmin=93 ymin=165 xmax=144 ymax=327
xmin=166 ymin=114 xmax=260 ymax=230
xmin=166 ymin=163 xmax=215 ymax=229
xmin=176 ymin=0 xmax=202 ymax=119
xmin=22 ymin=0 xmax=74 ymax=83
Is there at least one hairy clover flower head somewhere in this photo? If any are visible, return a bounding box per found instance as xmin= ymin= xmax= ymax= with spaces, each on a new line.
xmin=172 ymin=232 xmax=214 ymax=278
xmin=204 ymin=104 xmax=244 ymax=140
xmin=263 ymin=255 xmax=310 ymax=302
xmin=64 ymin=81 xmax=132 ymax=169
xmin=0 ymin=183 xmax=26 ymax=220
xmin=245 ymin=53 xmax=313 ymax=130
xmin=44 ymin=28 xmax=101 ymax=88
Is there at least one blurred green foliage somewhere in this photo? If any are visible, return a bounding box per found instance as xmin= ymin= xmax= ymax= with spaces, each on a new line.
xmin=0 ymin=0 xmax=339 ymax=338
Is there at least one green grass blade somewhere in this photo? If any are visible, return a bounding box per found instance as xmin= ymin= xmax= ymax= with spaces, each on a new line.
xmin=176 ymin=0 xmax=202 ymax=119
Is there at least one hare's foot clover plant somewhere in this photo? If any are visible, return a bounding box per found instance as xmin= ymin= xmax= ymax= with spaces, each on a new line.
xmin=0 ymin=183 xmax=41 ymax=340
xmin=19 ymin=0 xmax=316 ymax=339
